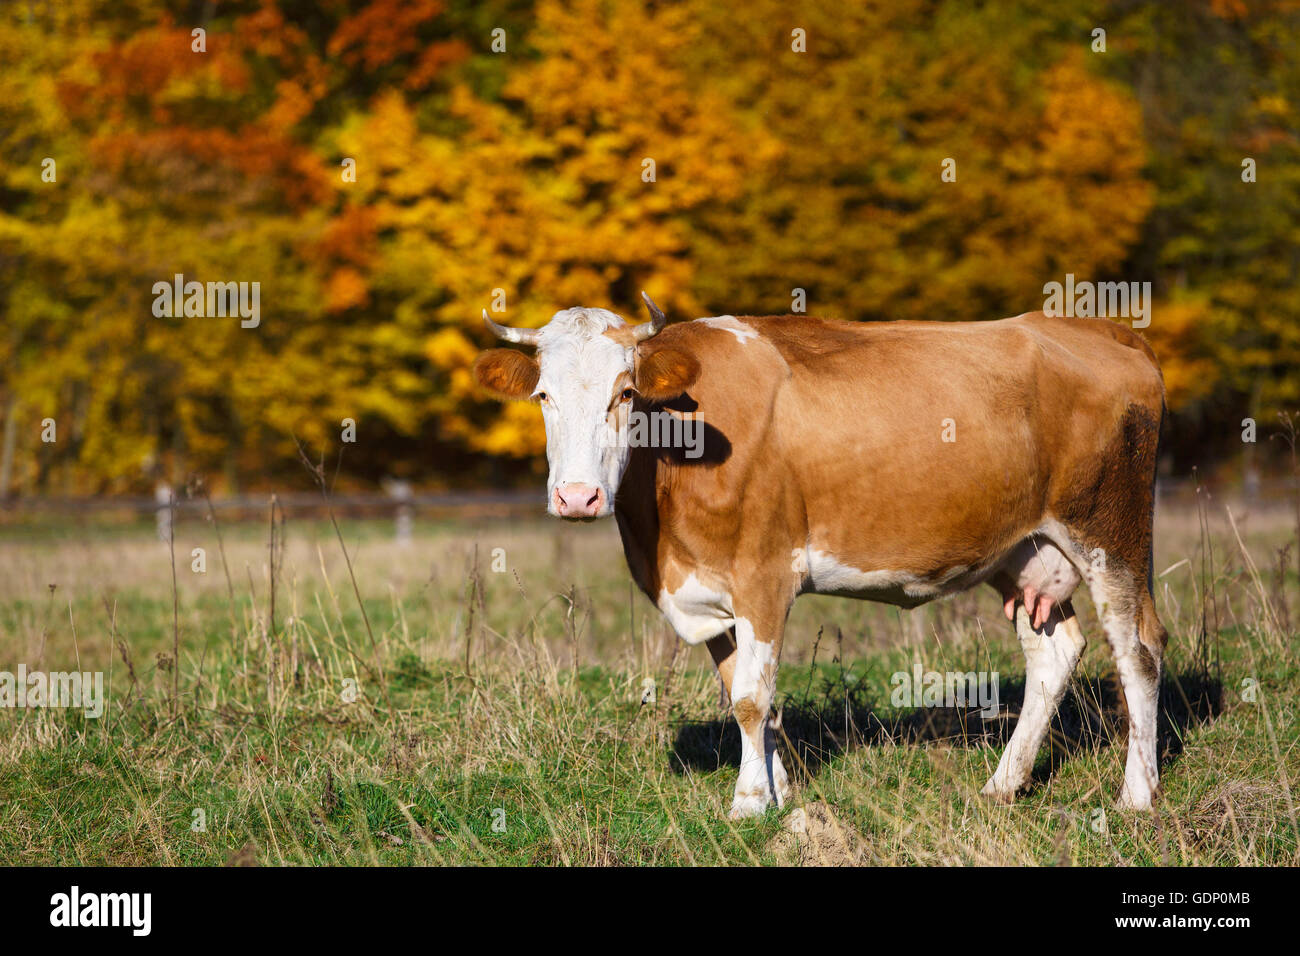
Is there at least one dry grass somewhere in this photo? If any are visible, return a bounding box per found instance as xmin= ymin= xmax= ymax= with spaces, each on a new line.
xmin=0 ymin=494 xmax=1295 ymax=865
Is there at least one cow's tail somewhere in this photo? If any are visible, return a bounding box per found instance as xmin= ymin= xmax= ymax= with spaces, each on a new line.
xmin=1147 ymin=396 xmax=1167 ymax=597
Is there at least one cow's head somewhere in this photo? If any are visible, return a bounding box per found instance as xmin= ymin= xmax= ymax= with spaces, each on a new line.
xmin=473 ymin=293 xmax=699 ymax=519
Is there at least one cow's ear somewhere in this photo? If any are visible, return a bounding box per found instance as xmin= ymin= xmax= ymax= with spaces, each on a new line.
xmin=636 ymin=347 xmax=700 ymax=402
xmin=474 ymin=349 xmax=540 ymax=401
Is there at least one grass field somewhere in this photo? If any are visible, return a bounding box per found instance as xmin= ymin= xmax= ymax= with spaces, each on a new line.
xmin=0 ymin=493 xmax=1296 ymax=866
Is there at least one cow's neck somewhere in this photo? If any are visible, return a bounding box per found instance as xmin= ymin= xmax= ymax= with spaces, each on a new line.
xmin=613 ymin=441 xmax=666 ymax=601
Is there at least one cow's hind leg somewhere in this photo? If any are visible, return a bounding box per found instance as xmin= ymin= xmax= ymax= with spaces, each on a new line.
xmin=983 ymin=600 xmax=1086 ymax=801
xmin=1089 ymin=572 xmax=1165 ymax=809
xmin=728 ymin=613 xmax=791 ymax=819
xmin=1051 ymin=402 xmax=1167 ymax=809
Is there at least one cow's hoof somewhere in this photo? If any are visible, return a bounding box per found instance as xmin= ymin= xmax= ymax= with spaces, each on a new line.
xmin=729 ymin=790 xmax=775 ymax=819
xmin=1115 ymin=788 xmax=1155 ymax=811
xmin=979 ymin=780 xmax=1019 ymax=804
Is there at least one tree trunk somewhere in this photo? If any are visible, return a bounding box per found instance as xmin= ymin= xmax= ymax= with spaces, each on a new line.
xmin=0 ymin=394 xmax=17 ymax=498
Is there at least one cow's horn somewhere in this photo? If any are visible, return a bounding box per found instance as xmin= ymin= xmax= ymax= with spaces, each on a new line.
xmin=483 ymin=309 xmax=541 ymax=346
xmin=634 ymin=292 xmax=666 ymax=341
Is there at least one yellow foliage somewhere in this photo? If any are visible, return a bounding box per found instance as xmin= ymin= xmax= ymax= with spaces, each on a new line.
xmin=1 ymin=0 xmax=1296 ymax=491
xmin=1141 ymin=299 xmax=1221 ymax=410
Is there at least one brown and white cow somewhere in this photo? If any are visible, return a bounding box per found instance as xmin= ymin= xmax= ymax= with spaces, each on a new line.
xmin=474 ymin=296 xmax=1167 ymax=818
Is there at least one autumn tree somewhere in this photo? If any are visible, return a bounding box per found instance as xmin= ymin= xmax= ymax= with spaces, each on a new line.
xmin=0 ymin=0 xmax=471 ymax=492
xmin=682 ymin=0 xmax=1153 ymax=326
xmin=336 ymin=0 xmax=777 ymax=461
xmin=2 ymin=0 xmax=1297 ymax=492
xmin=1097 ymin=0 xmax=1300 ymax=470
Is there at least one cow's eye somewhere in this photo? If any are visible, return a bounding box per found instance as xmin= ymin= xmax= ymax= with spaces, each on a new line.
xmin=535 ymin=391 xmax=548 ymax=403
xmin=620 ymin=388 xmax=635 ymax=402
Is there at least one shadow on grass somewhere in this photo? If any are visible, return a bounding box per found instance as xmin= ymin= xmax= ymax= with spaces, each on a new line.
xmin=669 ymin=664 xmax=1223 ymax=786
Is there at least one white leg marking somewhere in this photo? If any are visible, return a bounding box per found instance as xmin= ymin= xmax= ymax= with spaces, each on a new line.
xmin=1091 ymin=579 xmax=1160 ymax=810
xmin=983 ymin=604 xmax=1086 ymax=800
xmin=728 ymin=617 xmax=789 ymax=818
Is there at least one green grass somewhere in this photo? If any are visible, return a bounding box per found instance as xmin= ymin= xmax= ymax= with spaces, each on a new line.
xmin=0 ymin=502 xmax=1296 ymax=865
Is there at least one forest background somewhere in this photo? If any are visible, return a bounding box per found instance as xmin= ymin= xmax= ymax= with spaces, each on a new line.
xmin=2 ymin=0 xmax=1297 ymax=496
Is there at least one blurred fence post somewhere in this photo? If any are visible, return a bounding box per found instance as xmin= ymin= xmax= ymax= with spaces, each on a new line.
xmin=0 ymin=397 xmax=16 ymax=499
xmin=383 ymin=478 xmax=413 ymax=546
xmin=155 ymin=482 xmax=172 ymax=542
xmin=1244 ymin=466 xmax=1261 ymax=505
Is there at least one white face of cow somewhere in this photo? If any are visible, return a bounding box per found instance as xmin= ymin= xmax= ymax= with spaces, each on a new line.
xmin=473 ymin=295 xmax=699 ymax=521
xmin=533 ymin=308 xmax=636 ymax=519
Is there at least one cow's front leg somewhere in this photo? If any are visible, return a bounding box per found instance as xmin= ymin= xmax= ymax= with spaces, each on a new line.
xmin=728 ymin=615 xmax=790 ymax=818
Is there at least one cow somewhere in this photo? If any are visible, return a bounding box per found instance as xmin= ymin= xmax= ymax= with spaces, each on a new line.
xmin=473 ymin=295 xmax=1167 ymax=819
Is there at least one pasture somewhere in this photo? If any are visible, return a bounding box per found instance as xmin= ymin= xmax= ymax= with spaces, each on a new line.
xmin=0 ymin=494 xmax=1295 ymax=866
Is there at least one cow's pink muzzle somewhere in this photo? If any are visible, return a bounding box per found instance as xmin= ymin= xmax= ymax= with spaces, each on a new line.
xmin=553 ymin=483 xmax=605 ymax=518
